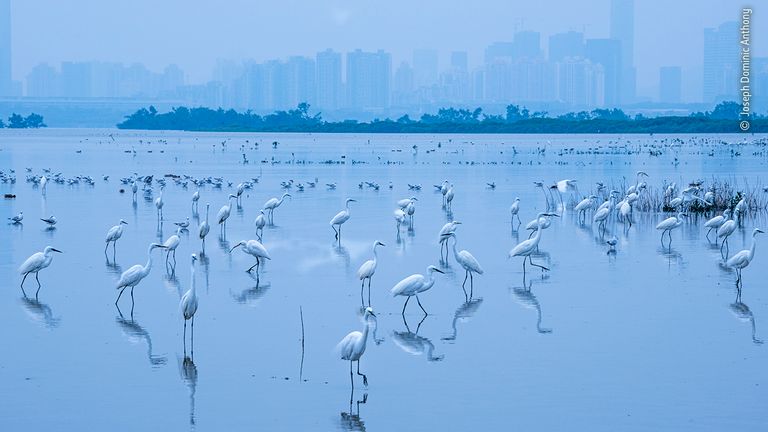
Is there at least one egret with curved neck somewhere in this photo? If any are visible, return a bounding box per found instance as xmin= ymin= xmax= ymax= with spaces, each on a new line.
xmin=116 ymin=243 xmax=167 ymax=306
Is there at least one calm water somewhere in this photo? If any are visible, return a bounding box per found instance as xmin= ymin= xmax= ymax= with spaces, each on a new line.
xmin=1 ymin=129 xmax=767 ymax=431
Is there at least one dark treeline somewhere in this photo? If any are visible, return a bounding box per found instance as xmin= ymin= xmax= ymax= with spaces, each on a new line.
xmin=0 ymin=113 xmax=46 ymax=129
xmin=117 ymin=101 xmax=766 ymax=133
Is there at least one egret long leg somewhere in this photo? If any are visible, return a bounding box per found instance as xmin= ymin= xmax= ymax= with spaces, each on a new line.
xmin=528 ymin=255 xmax=549 ymax=271
xmin=357 ymin=361 xmax=367 ymax=386
xmin=416 ymin=295 xmax=428 ymax=315
xmin=401 ymin=296 xmax=411 ymax=315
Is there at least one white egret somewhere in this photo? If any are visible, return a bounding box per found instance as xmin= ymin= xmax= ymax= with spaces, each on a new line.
xmin=593 ymin=206 xmax=610 ymax=231
xmin=406 ymin=198 xmax=417 ymax=224
xmin=555 ymin=179 xmax=577 ymax=208
xmin=263 ymin=193 xmax=291 ymax=222
xmin=254 ymin=210 xmax=266 ymax=240
xmin=9 ymin=211 xmax=23 ymax=223
xmin=155 ymin=187 xmax=165 ymax=221
xmin=619 ymin=199 xmax=633 ymax=226
xmin=115 ymin=243 xmax=167 ymax=305
xmin=391 ymin=265 xmax=445 ymax=315
xmin=397 ymin=197 xmax=418 ymax=209
xmin=105 ymin=219 xmax=128 ymax=255
xmin=394 ymin=209 xmax=406 ymax=232
xmin=727 ymin=228 xmax=764 ymax=287
xmin=198 ymin=204 xmax=210 ymax=252
xmin=19 ymin=246 xmax=62 ymax=296
xmin=217 ymin=194 xmax=237 ymax=235
xmin=191 ymin=190 xmax=200 ymax=211
xmin=509 ymin=213 xmax=559 ymax=274
xmin=718 ymin=212 xmax=738 ymax=256
xmin=509 ymin=198 xmax=521 ymax=225
xmin=236 ymin=182 xmax=246 ymax=203
xmin=440 ymin=180 xmax=449 ymax=205
xmin=41 ymin=215 xmax=57 ymax=226
xmin=357 ymin=241 xmax=385 ymax=306
xmin=574 ymin=195 xmax=597 ymax=223
xmin=656 ymin=212 xmax=687 ymax=247
xmin=40 ymin=175 xmax=47 ymax=194
xmin=445 ymin=185 xmax=455 ymax=210
xmin=336 ymin=307 xmax=376 ymax=387
xmin=131 ymin=181 xmax=138 ymax=200
xmin=180 ymin=254 xmax=199 ymax=349
xmin=442 ymin=232 xmax=483 ymax=298
xmin=230 ymin=239 xmax=271 ymax=272
xmin=438 ymin=221 xmax=462 ymax=261
xmin=331 ymin=198 xmax=356 ymax=240
xmin=704 ymin=209 xmax=730 ymax=241
xmin=163 ymin=227 xmax=183 ymax=267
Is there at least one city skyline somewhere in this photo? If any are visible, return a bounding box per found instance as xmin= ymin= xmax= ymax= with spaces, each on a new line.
xmin=0 ymin=0 xmax=766 ymax=118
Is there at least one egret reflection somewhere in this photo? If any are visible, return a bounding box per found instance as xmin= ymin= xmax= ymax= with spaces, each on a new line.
xmin=178 ymin=354 xmax=198 ymax=429
xmin=116 ymin=310 xmax=167 ymax=366
xmin=442 ymin=298 xmax=483 ymax=341
xmin=20 ymin=295 xmax=61 ymax=329
xmin=392 ymin=315 xmax=444 ymax=362
xmin=512 ymin=281 xmax=552 ymax=334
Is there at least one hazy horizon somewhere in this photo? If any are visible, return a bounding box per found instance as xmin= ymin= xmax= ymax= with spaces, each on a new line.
xmin=9 ymin=0 xmax=764 ymax=97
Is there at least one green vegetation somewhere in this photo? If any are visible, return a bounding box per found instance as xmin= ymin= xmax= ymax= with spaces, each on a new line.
xmin=117 ymin=101 xmax=766 ymax=133
xmin=0 ymin=113 xmax=47 ymax=129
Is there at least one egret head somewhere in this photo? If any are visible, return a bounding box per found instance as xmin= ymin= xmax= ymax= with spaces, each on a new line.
xmin=282 ymin=193 xmax=292 ymax=199
xmin=410 ymin=197 xmax=419 ymax=201
xmin=364 ymin=307 xmax=376 ymax=317
xmin=44 ymin=246 xmax=63 ymax=254
xmin=515 ymin=197 xmax=520 ymax=201
xmin=427 ymin=265 xmax=445 ymax=274
xmin=228 ymin=194 xmax=237 ymax=199
xmin=119 ymin=219 xmax=128 ymax=225
xmin=375 ymin=240 xmax=386 ymax=247
xmin=229 ymin=241 xmax=246 ymax=252
xmin=191 ymin=254 xmax=197 ymax=263
xmin=754 ymin=228 xmax=764 ymax=236
xmin=345 ymin=198 xmax=357 ymax=205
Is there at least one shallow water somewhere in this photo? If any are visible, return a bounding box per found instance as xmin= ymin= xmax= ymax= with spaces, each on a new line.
xmin=1 ymin=129 xmax=768 ymax=431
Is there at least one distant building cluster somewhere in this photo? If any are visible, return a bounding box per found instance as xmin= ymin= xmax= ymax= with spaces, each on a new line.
xmin=0 ymin=0 xmax=766 ymax=117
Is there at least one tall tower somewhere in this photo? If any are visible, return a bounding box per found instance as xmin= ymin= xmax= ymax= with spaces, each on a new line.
xmin=609 ymin=0 xmax=634 ymax=105
xmin=0 ymin=0 xmax=11 ymax=96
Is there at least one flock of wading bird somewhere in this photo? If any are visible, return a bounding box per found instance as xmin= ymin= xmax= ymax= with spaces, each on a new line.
xmin=9 ymin=169 xmax=766 ymax=387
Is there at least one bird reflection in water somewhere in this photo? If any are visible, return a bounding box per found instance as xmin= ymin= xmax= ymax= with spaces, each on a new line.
xmin=178 ymin=353 xmax=198 ymax=429
xmin=339 ymin=391 xmax=367 ymax=432
xmin=332 ymin=242 xmax=351 ymax=270
xmin=20 ymin=295 xmax=60 ymax=329
xmin=105 ymin=258 xmax=123 ymax=277
xmin=442 ymin=298 xmax=483 ymax=342
xmin=730 ymin=297 xmax=763 ymax=345
xmin=392 ymin=315 xmax=444 ymax=361
xmin=218 ymin=235 xmax=230 ymax=254
xmin=164 ymin=272 xmax=182 ymax=298
xmin=230 ymin=272 xmax=271 ymax=305
xmin=197 ymin=253 xmax=211 ymax=294
xmin=116 ymin=308 xmax=167 ymax=366
xmin=356 ymin=306 xmax=384 ymax=345
xmin=512 ymin=280 xmax=552 ymax=334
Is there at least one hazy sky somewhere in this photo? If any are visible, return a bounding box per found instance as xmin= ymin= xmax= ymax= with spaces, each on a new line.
xmin=9 ymin=0 xmax=764 ymax=95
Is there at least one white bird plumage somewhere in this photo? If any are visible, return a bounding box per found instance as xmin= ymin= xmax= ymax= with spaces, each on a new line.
xmin=357 ymin=241 xmax=385 ymax=306
xmin=230 ymin=239 xmax=271 ymax=272
xmin=330 ymin=198 xmax=356 ymax=239
xmin=115 ymin=243 xmax=167 ymax=305
xmin=19 ymin=246 xmax=62 ymax=295
xmin=391 ymin=265 xmax=445 ymax=315
xmin=336 ymin=307 xmax=376 ymax=387
xmin=105 ymin=219 xmax=128 ymax=255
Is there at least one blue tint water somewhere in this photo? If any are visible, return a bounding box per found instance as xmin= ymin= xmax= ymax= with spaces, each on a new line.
xmin=1 ymin=129 xmax=767 ymax=431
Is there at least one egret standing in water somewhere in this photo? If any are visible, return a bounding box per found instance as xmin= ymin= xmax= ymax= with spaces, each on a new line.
xmin=191 ymin=190 xmax=200 ymax=211
xmin=336 ymin=307 xmax=376 ymax=388
xmin=19 ymin=246 xmax=62 ymax=297
xmin=155 ymin=186 xmax=165 ymax=222
xmin=180 ymin=254 xmax=199 ymax=352
xmin=445 ymin=185 xmax=455 ymax=210
xmin=438 ymin=221 xmax=462 ymax=262
xmin=115 ymin=243 xmax=167 ymax=306
xmin=263 ymin=193 xmax=291 ymax=223
xmin=105 ymin=219 xmax=128 ymax=256
xmin=198 ymin=204 xmax=210 ymax=253
xmin=331 ymin=198 xmax=356 ymax=240
xmin=357 ymin=241 xmax=385 ymax=306
xmin=217 ymin=194 xmax=237 ymax=236
xmin=656 ymin=212 xmax=687 ymax=248
xmin=230 ymin=240 xmax=271 ymax=273
xmin=391 ymin=265 xmax=445 ymax=316
xmin=254 ymin=210 xmax=266 ymax=241
xmin=510 ymin=198 xmax=521 ymax=226
xmin=394 ymin=208 xmax=406 ymax=233
xmin=163 ymin=227 xmax=182 ymax=268
xmin=704 ymin=209 xmax=730 ymax=242
xmin=442 ymin=232 xmax=483 ymax=299
xmin=727 ymin=228 xmax=764 ymax=289
xmin=509 ymin=213 xmax=559 ymax=275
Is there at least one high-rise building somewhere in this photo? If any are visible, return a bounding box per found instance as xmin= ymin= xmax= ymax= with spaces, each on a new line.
xmin=557 ymin=58 xmax=604 ymax=107
xmin=610 ymin=0 xmax=635 ymax=104
xmin=413 ymin=49 xmax=438 ymax=88
xmin=60 ymin=62 xmax=92 ymax=98
xmin=0 ymin=0 xmax=11 ymax=96
xmin=316 ymin=49 xmax=342 ymax=110
xmin=285 ymin=56 xmax=315 ymax=108
xmin=450 ymin=51 xmax=468 ymax=73
xmin=659 ymin=66 xmax=682 ymax=103
xmin=392 ymin=61 xmax=414 ymax=106
xmin=26 ymin=63 xmax=59 ymax=97
xmin=703 ymin=21 xmax=739 ymax=103
xmin=549 ymin=31 xmax=585 ymax=62
xmin=513 ymin=31 xmax=541 ymax=60
xmin=346 ymin=49 xmax=391 ymax=109
xmin=586 ymin=38 xmax=622 ymax=107
xmin=484 ymin=42 xmax=515 ymax=64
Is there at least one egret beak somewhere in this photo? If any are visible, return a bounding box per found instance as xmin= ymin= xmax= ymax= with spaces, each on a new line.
xmin=434 ymin=268 xmax=445 ymax=274
xmin=51 ymin=248 xmax=63 ymax=253
xmin=757 ymin=229 xmax=765 ymax=234
xmin=369 ymin=311 xmax=377 ymax=317
xmin=229 ymin=244 xmax=242 ymax=253
xmin=455 ymin=221 xmax=462 ymax=224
